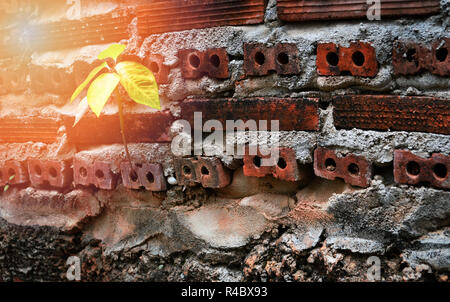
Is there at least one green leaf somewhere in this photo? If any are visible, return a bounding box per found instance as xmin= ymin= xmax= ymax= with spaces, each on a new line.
xmin=9 ymin=175 xmax=15 ymax=181
xmin=87 ymin=73 xmax=120 ymax=117
xmin=71 ymin=62 xmax=108 ymax=103
xmin=4 ymin=185 xmax=9 ymax=192
xmin=98 ymin=43 xmax=126 ymax=61
xmin=115 ymin=61 xmax=160 ymax=110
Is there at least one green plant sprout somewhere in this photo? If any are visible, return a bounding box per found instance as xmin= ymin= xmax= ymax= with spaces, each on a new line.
xmin=3 ymin=175 xmax=15 ymax=192
xmin=70 ymin=43 xmax=161 ymax=164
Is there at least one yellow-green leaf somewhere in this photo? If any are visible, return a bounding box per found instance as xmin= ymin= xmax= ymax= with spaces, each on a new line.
xmin=115 ymin=61 xmax=160 ymax=110
xmin=87 ymin=73 xmax=120 ymax=117
xmin=98 ymin=43 xmax=126 ymax=61
xmin=70 ymin=62 xmax=108 ymax=103
xmin=4 ymin=185 xmax=9 ymax=192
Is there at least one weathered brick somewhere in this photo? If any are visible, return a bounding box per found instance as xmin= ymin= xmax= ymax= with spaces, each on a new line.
xmin=317 ymin=42 xmax=378 ymax=77
xmin=180 ymin=97 xmax=319 ymax=131
xmin=64 ymin=112 xmax=173 ymax=145
xmin=178 ymin=48 xmax=229 ymax=79
xmin=73 ymin=158 xmax=118 ymax=190
xmin=277 ymin=0 xmax=441 ymax=22
xmin=0 ymin=117 xmax=61 ymax=143
xmin=0 ymin=60 xmax=28 ymax=95
xmin=333 ymin=95 xmax=450 ymax=135
xmin=393 ymin=39 xmax=449 ymax=76
xmin=0 ymin=161 xmax=29 ymax=187
xmin=175 ymin=157 xmax=231 ymax=188
xmin=394 ymin=150 xmax=449 ymax=189
xmin=120 ymin=162 xmax=167 ymax=191
xmin=244 ymin=43 xmax=301 ymax=76
xmin=27 ymin=159 xmax=73 ymax=189
xmin=243 ymin=147 xmax=301 ymax=182
xmin=142 ymin=53 xmax=170 ymax=84
xmin=30 ymin=65 xmax=76 ymax=95
xmin=314 ymin=147 xmax=372 ymax=187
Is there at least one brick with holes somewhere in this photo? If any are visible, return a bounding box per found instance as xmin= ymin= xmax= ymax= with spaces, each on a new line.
xmin=243 ymin=43 xmax=301 ymax=76
xmin=316 ymin=41 xmax=378 ymax=77
xmin=195 ymin=157 xmax=231 ymax=188
xmin=30 ymin=65 xmax=76 ymax=95
xmin=178 ymin=48 xmax=229 ymax=79
xmin=27 ymin=159 xmax=73 ymax=189
xmin=243 ymin=147 xmax=302 ymax=182
xmin=175 ymin=157 xmax=231 ymax=188
xmin=313 ymin=147 xmax=373 ymax=187
xmin=73 ymin=158 xmax=118 ymax=190
xmin=393 ymin=39 xmax=449 ymax=76
xmin=394 ymin=150 xmax=449 ymax=189
xmin=0 ymin=161 xmax=29 ymax=187
xmin=142 ymin=53 xmax=170 ymax=84
xmin=121 ymin=162 xmax=167 ymax=191
xmin=174 ymin=158 xmax=199 ymax=187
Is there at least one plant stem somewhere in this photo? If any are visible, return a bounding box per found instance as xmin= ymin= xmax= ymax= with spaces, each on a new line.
xmin=115 ymin=88 xmax=133 ymax=167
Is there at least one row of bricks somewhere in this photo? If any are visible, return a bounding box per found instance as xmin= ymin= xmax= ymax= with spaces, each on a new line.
xmin=0 ymin=148 xmax=448 ymax=191
xmin=0 ymin=0 xmax=441 ymax=59
xmin=1 ymin=38 xmax=448 ymax=95
xmin=0 ymin=159 xmax=166 ymax=191
xmin=0 ymin=95 xmax=448 ymax=145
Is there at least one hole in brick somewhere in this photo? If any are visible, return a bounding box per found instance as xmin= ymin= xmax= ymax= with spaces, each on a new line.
xmin=79 ymin=167 xmax=87 ymax=177
xmin=255 ymin=52 xmax=265 ymax=66
xmin=436 ymin=48 xmax=448 ymax=62
xmin=433 ymin=163 xmax=447 ymax=179
xmin=183 ymin=166 xmax=192 ymax=175
xmin=188 ymin=54 xmax=201 ymax=69
xmin=95 ymin=170 xmax=104 ymax=179
xmin=325 ymin=158 xmax=336 ymax=172
xmin=130 ymin=170 xmax=138 ymax=182
xmin=34 ymin=165 xmax=42 ymax=176
xmin=201 ymin=166 xmax=209 ymax=175
xmin=0 ymin=170 xmax=3 ymax=181
xmin=406 ymin=48 xmax=417 ymax=62
xmin=149 ymin=62 xmax=160 ymax=74
xmin=146 ymin=172 xmax=154 ymax=183
xmin=49 ymin=167 xmax=57 ymax=178
xmin=277 ymin=52 xmax=289 ymax=65
xmin=352 ymin=51 xmax=365 ymax=66
xmin=406 ymin=161 xmax=420 ymax=176
xmin=210 ymin=54 xmax=221 ymax=68
xmin=277 ymin=157 xmax=287 ymax=169
xmin=253 ymin=156 xmax=262 ymax=168
xmin=347 ymin=163 xmax=360 ymax=176
xmin=326 ymin=52 xmax=339 ymax=66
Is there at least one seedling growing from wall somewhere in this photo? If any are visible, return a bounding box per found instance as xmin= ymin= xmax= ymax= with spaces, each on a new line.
xmin=70 ymin=44 xmax=161 ymax=165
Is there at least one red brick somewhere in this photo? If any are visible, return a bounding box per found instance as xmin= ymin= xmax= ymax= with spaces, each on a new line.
xmin=175 ymin=157 xmax=231 ymax=188
xmin=314 ymin=147 xmax=372 ymax=187
xmin=142 ymin=54 xmax=170 ymax=84
xmin=0 ymin=60 xmax=28 ymax=95
xmin=0 ymin=117 xmax=61 ymax=143
xmin=394 ymin=150 xmax=449 ymax=189
xmin=30 ymin=65 xmax=76 ymax=96
xmin=121 ymin=162 xmax=167 ymax=191
xmin=72 ymin=59 xmax=106 ymax=88
xmin=393 ymin=39 xmax=449 ymax=76
xmin=64 ymin=111 xmax=173 ymax=145
xmin=277 ymin=0 xmax=440 ymax=22
xmin=27 ymin=159 xmax=73 ymax=189
xmin=180 ymin=97 xmax=319 ymax=131
xmin=0 ymin=161 xmax=29 ymax=187
xmin=317 ymin=42 xmax=378 ymax=77
xmin=333 ymin=95 xmax=450 ymax=135
xmin=244 ymin=43 xmax=301 ymax=76
xmin=136 ymin=0 xmax=265 ymax=36
xmin=243 ymin=147 xmax=301 ymax=182
xmin=178 ymin=48 xmax=229 ymax=79
xmin=73 ymin=158 xmax=118 ymax=190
